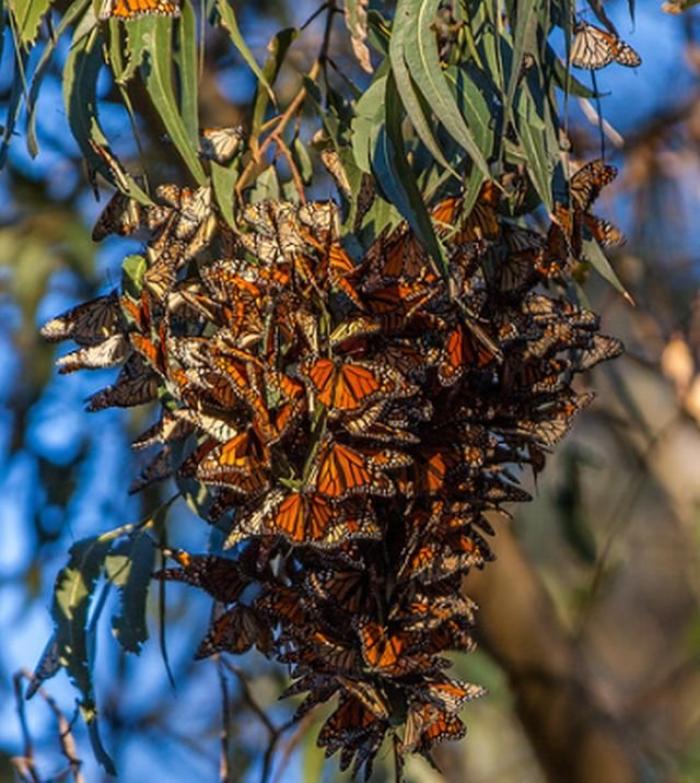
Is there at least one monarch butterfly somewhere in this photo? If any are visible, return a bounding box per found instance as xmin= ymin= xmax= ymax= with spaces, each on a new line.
xmin=320 ymin=148 xmax=352 ymax=200
xmin=364 ymin=226 xmax=432 ymax=285
xmin=573 ymin=333 xmax=624 ymax=371
xmin=40 ymin=292 xmax=123 ymax=346
xmin=129 ymin=447 xmax=173 ymax=494
xmin=305 ymin=569 xmax=375 ymax=615
xmin=55 ymin=334 xmax=129 ymax=375
xmin=570 ymin=22 xmax=641 ymax=70
xmin=196 ymin=429 xmax=270 ymax=491
xmin=419 ymin=677 xmax=486 ymax=713
xmin=355 ymin=619 xmax=434 ymax=677
xmin=92 ymin=191 xmax=144 ymax=241
xmin=438 ymin=322 xmax=498 ymax=386
xmin=252 ymin=489 xmax=338 ymax=544
xmin=317 ymin=694 xmax=385 ymax=751
xmin=393 ymin=592 xmax=477 ymax=632
xmin=297 ymin=200 xmax=341 ymax=244
xmin=135 ymin=413 xmax=194 ymax=455
xmin=280 ymin=629 xmax=359 ymax=674
xmin=154 ymin=550 xmax=253 ymax=604
xmin=402 ymin=702 xmax=466 ymax=753
xmin=86 ymin=356 xmax=159 ymax=411
xmin=254 ymin=585 xmax=313 ymax=628
xmin=98 ymin=0 xmax=181 ymax=21
xmin=396 ymin=447 xmax=459 ymax=497
xmin=433 ymin=182 xmax=501 ymax=244
xmin=314 ymin=441 xmax=395 ymax=499
xmin=300 ymin=357 xmax=415 ymax=415
xmin=584 ymin=214 xmax=626 ymax=247
xmin=199 ymin=126 xmax=245 ymax=164
xmin=569 ymin=159 xmax=617 ymax=212
xmin=195 ymin=605 xmax=272 ymax=659
xmin=336 ymin=678 xmax=390 ymax=719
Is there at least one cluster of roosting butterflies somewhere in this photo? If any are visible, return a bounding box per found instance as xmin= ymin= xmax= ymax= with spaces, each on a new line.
xmin=41 ymin=147 xmax=624 ymax=775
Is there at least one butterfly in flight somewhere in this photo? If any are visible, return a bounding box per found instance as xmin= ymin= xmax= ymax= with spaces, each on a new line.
xmin=570 ymin=22 xmax=641 ymax=70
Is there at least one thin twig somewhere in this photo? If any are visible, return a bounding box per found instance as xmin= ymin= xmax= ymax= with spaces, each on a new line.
xmin=217 ymin=658 xmax=232 ymax=783
xmin=271 ymin=714 xmax=315 ymax=783
xmin=236 ymin=1 xmax=336 ymax=199
xmin=576 ymin=410 xmax=681 ymax=634
xmin=12 ymin=673 xmax=41 ymax=783
xmin=223 ymin=661 xmax=277 ymax=735
xmin=18 ymin=669 xmax=85 ymax=783
xmin=272 ymin=137 xmax=308 ymax=203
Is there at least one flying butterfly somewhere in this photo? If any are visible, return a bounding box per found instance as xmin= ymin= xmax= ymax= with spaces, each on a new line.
xmin=570 ymin=22 xmax=641 ymax=70
xmin=98 ymin=0 xmax=181 ymax=20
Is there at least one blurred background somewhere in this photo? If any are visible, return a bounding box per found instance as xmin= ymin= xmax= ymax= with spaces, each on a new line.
xmin=1 ymin=1 xmax=700 ymax=781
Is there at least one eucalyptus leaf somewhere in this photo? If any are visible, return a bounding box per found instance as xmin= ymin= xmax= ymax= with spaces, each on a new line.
xmin=140 ymin=20 xmax=206 ymax=184
xmin=399 ymin=0 xmax=491 ymax=177
xmin=107 ymin=533 xmax=155 ymax=655
xmin=216 ymin=0 xmax=273 ymax=101
xmin=11 ymin=0 xmax=52 ymax=45
xmin=176 ymin=0 xmax=199 ymax=143
xmin=211 ymin=160 xmax=238 ymax=228
xmin=583 ymin=239 xmax=631 ymax=300
xmin=251 ymin=28 xmax=297 ymax=139
xmin=371 ymin=73 xmax=448 ymax=277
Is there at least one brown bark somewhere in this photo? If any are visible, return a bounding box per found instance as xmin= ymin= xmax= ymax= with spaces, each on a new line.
xmin=464 ymin=524 xmax=645 ymax=783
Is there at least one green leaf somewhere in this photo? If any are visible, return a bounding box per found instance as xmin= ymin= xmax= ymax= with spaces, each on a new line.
xmin=583 ymin=239 xmax=632 ymax=301
xmin=27 ymin=633 xmax=61 ymax=698
xmin=399 ymin=0 xmax=491 ymax=178
xmin=63 ymin=18 xmax=151 ymax=203
xmin=506 ymin=0 xmax=540 ymax=115
xmin=122 ymin=254 xmax=147 ymax=298
xmin=11 ymin=0 xmax=52 ymax=45
xmin=352 ymin=75 xmax=387 ymax=174
xmin=211 ymin=160 xmax=238 ymax=228
xmin=251 ymin=27 xmax=297 ymax=139
xmin=140 ymin=19 xmax=206 ymax=184
xmin=389 ymin=6 xmax=456 ymax=176
xmin=372 ymin=73 xmax=447 ymax=277
xmin=215 ymin=0 xmax=273 ymax=101
xmin=292 ymin=137 xmax=313 ymax=185
xmin=514 ymin=76 xmax=555 ymax=210
xmin=118 ymin=17 xmax=153 ymax=83
xmin=249 ymin=166 xmax=280 ymax=202
xmin=448 ymin=66 xmax=495 ymax=156
xmin=82 ymin=704 xmax=117 ymax=776
xmin=0 ymin=48 xmax=26 ymax=168
xmin=175 ymin=0 xmax=199 ymax=143
xmin=106 ymin=533 xmax=155 ymax=655
xmin=51 ymin=535 xmax=112 ymax=701
xmin=26 ymin=0 xmax=91 ymax=157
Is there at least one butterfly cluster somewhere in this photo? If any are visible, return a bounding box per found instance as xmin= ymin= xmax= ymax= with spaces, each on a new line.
xmin=42 ymin=156 xmax=623 ymax=776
